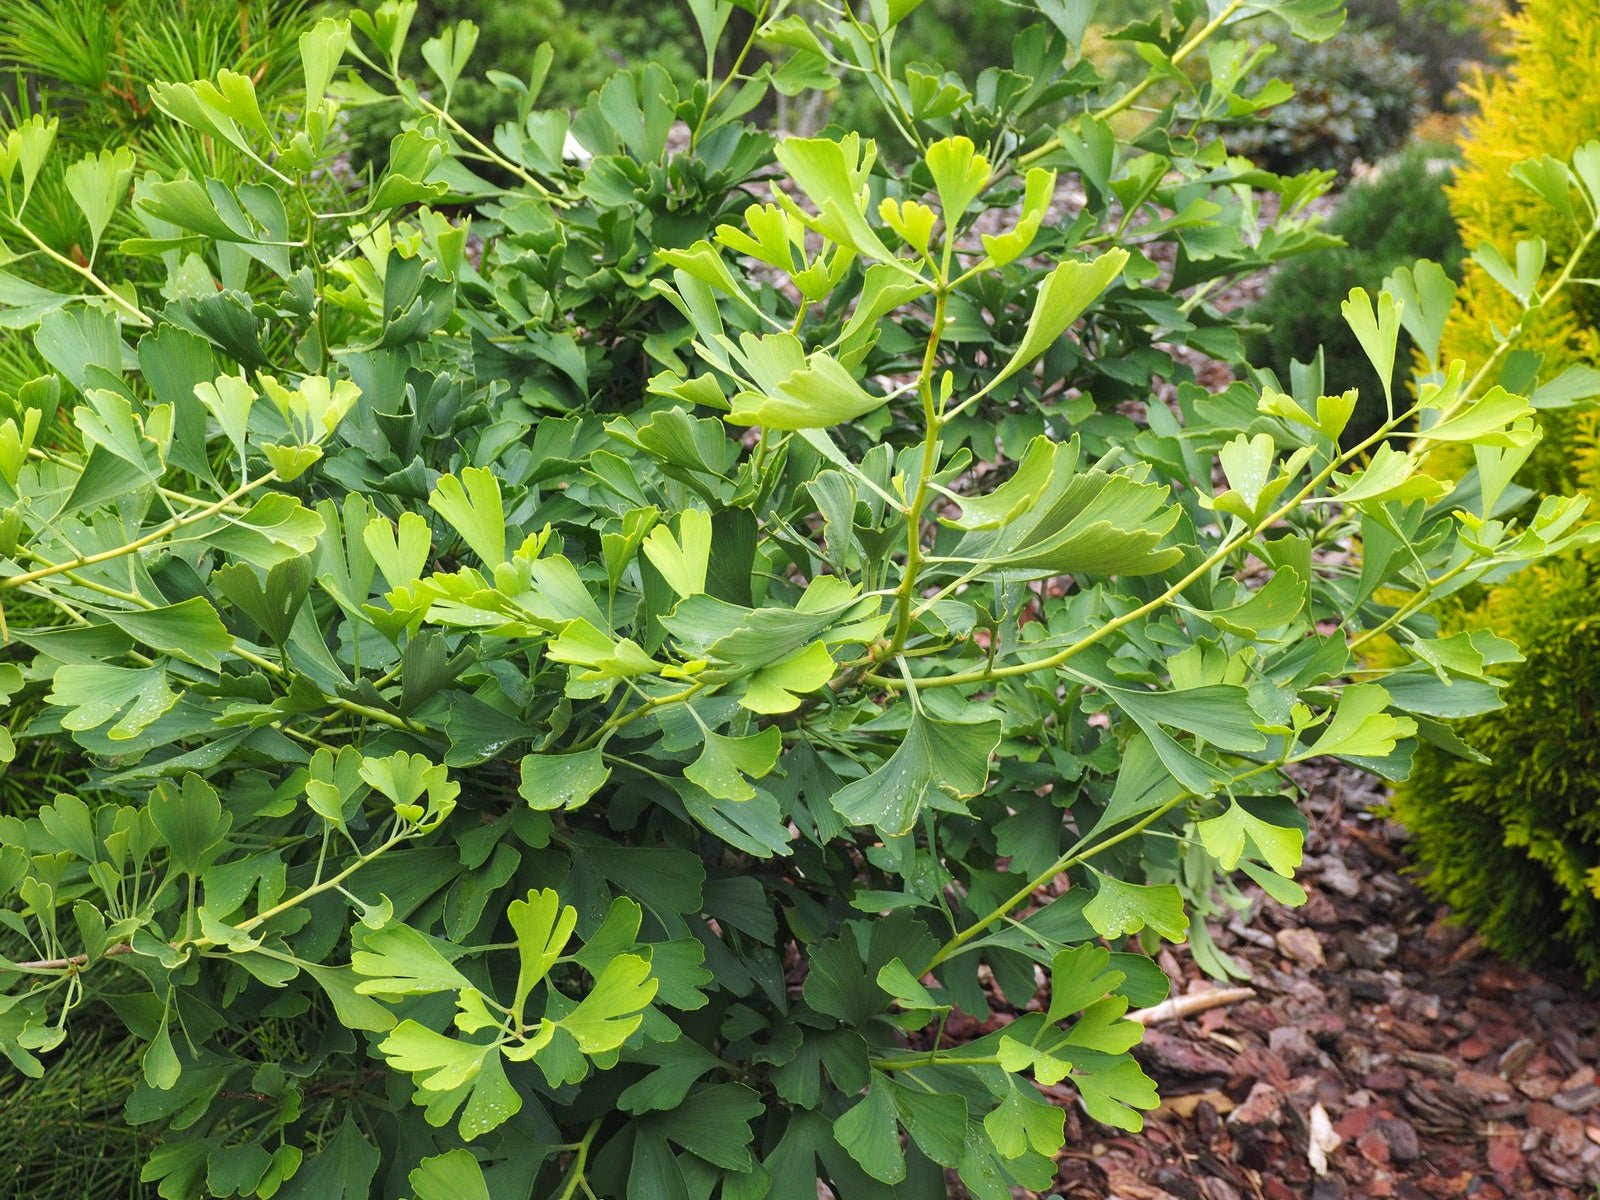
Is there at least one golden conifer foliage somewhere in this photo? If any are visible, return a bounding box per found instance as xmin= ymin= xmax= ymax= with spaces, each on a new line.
xmin=1390 ymin=1 xmax=1600 ymax=979
xmin=1439 ymin=0 xmax=1600 ymax=492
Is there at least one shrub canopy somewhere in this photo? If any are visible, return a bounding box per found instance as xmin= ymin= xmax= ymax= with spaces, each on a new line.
xmin=0 ymin=2 xmax=1596 ymax=1198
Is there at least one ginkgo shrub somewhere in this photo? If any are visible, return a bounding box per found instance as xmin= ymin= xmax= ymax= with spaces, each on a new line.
xmin=0 ymin=2 xmax=1596 ymax=1198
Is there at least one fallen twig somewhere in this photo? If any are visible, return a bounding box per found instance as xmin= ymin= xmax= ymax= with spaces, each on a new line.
xmin=1130 ymin=986 xmax=1255 ymax=1026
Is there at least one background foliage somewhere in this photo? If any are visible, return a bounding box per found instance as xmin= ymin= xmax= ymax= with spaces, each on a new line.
xmin=1249 ymin=144 xmax=1465 ymax=442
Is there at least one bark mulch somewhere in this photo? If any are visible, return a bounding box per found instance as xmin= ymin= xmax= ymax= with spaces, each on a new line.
xmin=1040 ymin=763 xmax=1600 ymax=1199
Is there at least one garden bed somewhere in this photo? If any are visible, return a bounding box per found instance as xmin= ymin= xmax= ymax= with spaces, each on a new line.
xmin=1041 ymin=764 xmax=1600 ymax=1199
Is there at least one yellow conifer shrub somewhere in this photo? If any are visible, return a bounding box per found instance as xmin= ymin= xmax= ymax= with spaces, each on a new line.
xmin=1391 ymin=1 xmax=1600 ymax=979
xmin=1438 ymin=0 xmax=1600 ymax=492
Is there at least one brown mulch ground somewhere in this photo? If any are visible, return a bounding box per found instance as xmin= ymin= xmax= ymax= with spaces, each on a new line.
xmin=1043 ymin=763 xmax=1600 ymax=1200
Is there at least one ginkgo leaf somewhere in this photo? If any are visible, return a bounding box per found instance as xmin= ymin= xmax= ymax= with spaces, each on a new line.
xmin=507 ymin=888 xmax=577 ymax=1020
xmin=378 ymin=1020 xmax=488 ymax=1091
xmin=741 ymin=642 xmax=835 ymax=713
xmin=409 ymin=1151 xmax=490 ymax=1200
xmin=49 ymin=664 xmax=178 ymax=741
xmin=1197 ymin=568 xmax=1306 ymax=636
xmin=1197 ymin=799 xmax=1304 ymax=877
xmin=984 ymin=1083 xmax=1065 ymax=1160
xmin=831 ymin=710 xmax=1001 ymax=837
xmin=519 ymin=748 xmax=609 ymax=811
xmin=560 ymin=953 xmax=658 ymax=1053
xmin=351 ymin=924 xmax=472 ymax=997
xmin=364 ymin=512 xmax=432 ymax=588
xmin=834 ymin=1074 xmax=905 ymax=1184
xmin=1072 ymin=1057 xmax=1159 ymax=1132
xmin=1341 ymin=287 xmax=1401 ymax=405
xmin=1327 ymin=444 xmax=1451 ymax=506
xmin=65 ymin=147 xmax=136 ymax=255
xmin=1300 ymin=684 xmax=1416 ymax=761
xmin=773 ymin=133 xmax=894 ymax=261
xmin=1062 ymin=996 xmax=1141 ymax=1055
xmin=942 ymin=436 xmax=1182 ymax=580
xmin=642 ymin=508 xmax=712 ymax=598
xmin=726 ymin=347 xmax=886 ymax=430
xmin=429 ymin=467 xmax=506 ymax=566
xmin=1082 ymin=869 xmax=1189 ymax=942
xmin=924 ymin=136 xmax=989 ymax=224
xmin=987 ymin=250 xmax=1128 ymax=392
xmin=685 ymin=727 xmax=781 ymax=802
xmin=1415 ymin=386 xmax=1536 ymax=447
xmin=1045 ymin=945 xmax=1126 ymax=1022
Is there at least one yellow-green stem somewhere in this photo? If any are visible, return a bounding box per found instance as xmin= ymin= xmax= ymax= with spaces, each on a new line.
xmin=926 ymin=758 xmax=1278 ymax=970
xmin=1 ymin=473 xmax=278 ymax=590
xmin=889 ymin=289 xmax=950 ymax=656
xmin=9 ymin=220 xmax=153 ymax=328
xmin=1013 ymin=0 xmax=1246 ymax=175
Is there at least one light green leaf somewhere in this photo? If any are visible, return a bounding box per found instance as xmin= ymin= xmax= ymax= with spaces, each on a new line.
xmin=300 ymin=18 xmax=352 ymax=106
xmin=49 ymin=664 xmax=177 ymax=741
xmin=1416 ymin=386 xmax=1536 ymax=447
xmin=1511 ymin=153 xmax=1577 ymax=222
xmin=205 ymin=494 xmax=327 ymax=567
xmin=507 ymin=888 xmax=577 ymax=1020
xmin=409 ymin=1151 xmax=490 ymax=1200
xmin=351 ymin=924 xmax=472 ymax=997
xmin=359 ymin=751 xmax=459 ymax=827
xmin=429 ymin=467 xmax=506 ymax=566
xmin=74 ymin=389 xmax=154 ymax=471
xmin=98 ymin=597 xmax=234 ymax=671
xmin=876 ymin=957 xmax=947 ymax=1012
xmin=726 ymin=345 xmax=887 ymax=430
xmin=194 ymin=69 xmax=269 ymax=141
xmin=364 ymin=511 xmax=433 ymax=588
xmin=924 ymin=136 xmax=990 ymax=224
xmin=1209 ymin=433 xmax=1305 ymax=522
xmin=378 ymin=1020 xmax=487 ymax=1091
xmin=1082 ymin=870 xmax=1188 ymax=942
xmin=1327 ymin=444 xmax=1451 ymax=506
xmin=1199 ymin=567 xmax=1306 ymax=636
xmin=65 ymin=147 xmax=136 ymax=256
xmin=773 ymin=133 xmax=894 ymax=261
xmin=459 ymin=1048 xmax=522 ymax=1140
xmin=943 ymin=436 xmax=1182 ymax=580
xmin=980 ymin=167 xmax=1056 ymax=267
xmin=301 ymin=964 xmax=398 ymax=1032
xmin=518 ymin=748 xmax=609 ymax=811
xmin=984 ymin=1082 xmax=1066 ymax=1160
xmin=1341 ymin=287 xmax=1401 ymax=406
xmin=988 ymin=250 xmax=1128 ymax=392
xmin=143 ymin=1022 xmax=181 ymax=1090
xmin=1198 ymin=799 xmax=1303 ymax=877
xmin=560 ymin=953 xmax=658 ymax=1053
xmin=686 ymin=726 xmax=781 ymax=802
xmin=741 ymin=642 xmax=835 ymax=714
xmin=831 ymin=710 xmax=1001 ymax=837
xmin=1301 ymin=684 xmax=1415 ymax=761
xmin=421 ymin=20 xmax=480 ymax=99
xmin=1045 ymin=945 xmax=1126 ymax=1022
xmin=1383 ymin=259 xmax=1456 ymax=369
xmin=642 ymin=508 xmax=712 ymax=598
xmin=1072 ymin=1057 xmax=1159 ymax=1132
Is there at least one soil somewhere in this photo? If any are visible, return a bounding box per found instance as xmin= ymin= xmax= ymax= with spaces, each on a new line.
xmin=1040 ymin=762 xmax=1600 ymax=1200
